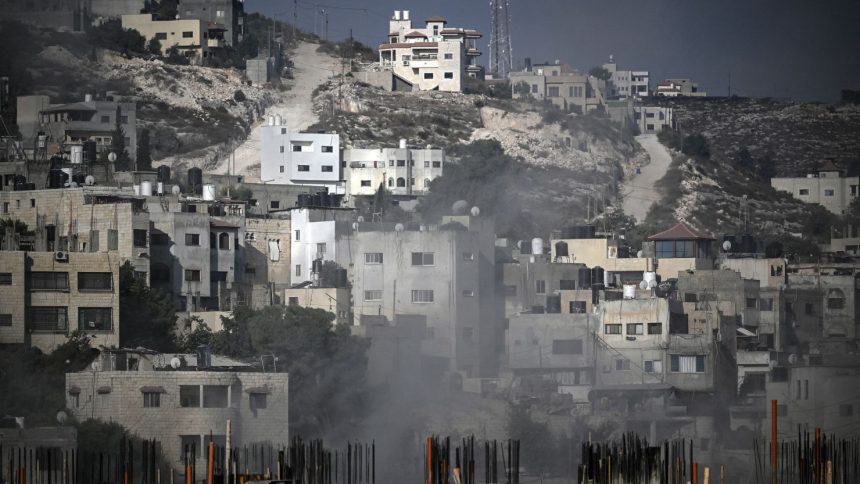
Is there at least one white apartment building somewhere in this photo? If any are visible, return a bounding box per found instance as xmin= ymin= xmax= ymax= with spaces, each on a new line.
xmin=633 ymin=105 xmax=674 ymax=133
xmin=288 ymin=206 xmax=354 ymax=285
xmin=344 ymin=140 xmax=444 ymax=198
xmin=770 ymin=161 xmax=859 ymax=215
xmin=378 ymin=10 xmax=482 ymax=92
xmin=259 ymin=117 xmax=343 ymax=194
xmin=603 ymin=55 xmax=650 ymax=99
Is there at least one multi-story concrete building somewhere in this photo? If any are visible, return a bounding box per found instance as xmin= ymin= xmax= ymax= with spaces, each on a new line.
xmin=602 ymin=55 xmax=650 ymax=99
xmin=787 ymin=262 xmax=859 ymax=341
xmin=343 ymin=140 xmax=444 ymax=200
xmin=647 ymin=222 xmax=715 ymax=280
xmin=338 ymin=213 xmax=499 ymax=377
xmin=18 ymin=94 xmax=138 ymax=162
xmin=549 ymin=227 xmax=652 ymax=284
xmin=147 ymin=196 xmax=246 ymax=311
xmin=0 ymin=250 xmax=121 ymax=353
xmin=633 ymin=105 xmax=674 ymax=134
xmin=122 ymin=14 xmax=228 ymax=64
xmin=509 ymin=62 xmax=605 ymax=113
xmin=770 ymin=161 xmax=859 ymax=215
xmin=655 ymin=79 xmax=707 ymax=97
xmin=500 ymin=244 xmax=591 ymax=317
xmin=259 ymin=119 xmax=342 ymax=194
xmin=288 ymin=206 xmax=353 ymax=285
xmin=283 ymin=286 xmax=351 ymax=325
xmin=0 ymin=188 xmax=150 ymax=278
xmin=377 ymin=10 xmax=483 ymax=92
xmin=177 ymin=0 xmax=244 ymax=46
xmin=66 ymin=348 xmax=288 ymax=473
xmin=243 ymin=215 xmax=291 ymax=308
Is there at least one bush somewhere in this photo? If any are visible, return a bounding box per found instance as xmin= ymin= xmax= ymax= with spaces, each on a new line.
xmin=233 ymin=89 xmax=247 ymax=102
xmin=164 ymin=45 xmax=190 ymax=65
xmin=146 ymin=37 xmax=162 ymax=56
xmin=681 ymin=134 xmax=710 ymax=158
xmin=88 ymin=20 xmax=146 ymax=54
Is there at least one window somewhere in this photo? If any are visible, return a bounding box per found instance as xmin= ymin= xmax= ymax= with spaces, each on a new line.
xmin=798 ymin=189 xmax=809 ymax=195
xmin=216 ymin=9 xmax=225 ymax=17
xmin=627 ymin=323 xmax=643 ymax=335
xmin=615 ymin=359 xmax=631 ymax=371
xmin=824 ymin=189 xmax=835 ymax=197
xmin=760 ymin=298 xmax=774 ymax=311
xmin=184 ymin=233 xmax=200 ymax=246
xmin=462 ymin=252 xmax=474 ymax=261
xmin=288 ymin=297 xmax=299 ymax=306
xmin=28 ymin=307 xmax=68 ymax=332
xmin=321 ymin=146 xmax=334 ymax=153
xmin=433 ymin=161 xmax=441 ymax=168
xmin=78 ymin=308 xmax=113 ymax=331
xmin=120 ymin=116 xmax=128 ymax=124
xmin=292 ymin=145 xmax=302 ymax=152
xmin=796 ymin=380 xmax=802 ymax=400
xmin=202 ymin=385 xmax=228 ymax=408
xmin=155 ymin=32 xmax=167 ymax=40
xmin=364 ymin=290 xmax=383 ymax=301
xmin=295 ymin=230 xmax=301 ymax=241
xmin=552 ymin=339 xmax=583 ymax=355
xmin=411 ymin=252 xmax=435 ymax=266
xmin=133 ymin=229 xmax=148 ymax=247
xmin=30 ymin=272 xmax=69 ymax=291
xmin=535 ymin=280 xmax=546 ymax=294
xmin=569 ymin=301 xmax=587 ymax=313
xmin=444 ymin=72 xmax=454 ymax=79
xmin=249 ymin=393 xmax=267 ymax=410
xmin=317 ymin=165 xmax=334 ymax=174
xmin=655 ymin=240 xmax=697 ymax=258
xmin=805 ymin=302 xmax=814 ymax=315
xmin=316 ymin=243 xmax=326 ymax=255
xmin=270 ymin=200 xmax=280 ymax=209
xmin=218 ymin=233 xmax=230 ymax=250
xmin=644 ymin=360 xmax=663 ymax=373
xmin=0 ymin=314 xmax=11 ymax=326
xmin=100 ymin=115 xmax=110 ymax=123
xmin=30 ymin=199 xmax=35 ymax=208
xmin=547 ymin=86 xmax=560 ymax=97
xmin=397 ymin=159 xmax=406 ymax=167
xmin=279 ymin=146 xmax=285 ymax=153
xmin=295 ymin=264 xmax=301 ymax=277
xmin=746 ymin=298 xmax=758 ymax=309
xmin=182 ymin=31 xmax=193 ymax=38
xmin=804 ymin=379 xmax=809 ymax=400
xmin=365 ymin=253 xmax=383 ymax=264
xmin=827 ymin=289 xmax=845 ymax=309
xmin=0 ymin=273 xmax=11 ymax=285
xmin=462 ymin=289 xmax=475 ymax=297
xmin=360 ymin=180 xmax=371 ymax=187
xmin=397 ymin=177 xmax=406 ymax=187
xmin=179 ymin=435 xmax=200 ymax=457
xmin=424 ymin=73 xmax=434 ymax=79
xmin=143 ymin=392 xmax=161 ymax=408
xmin=180 ymin=386 xmax=200 ymax=407
xmin=296 ymin=165 xmax=310 ymax=172
xmin=79 ymin=273 xmax=112 ymax=291
xmin=412 ymin=289 xmax=434 ymax=303
xmin=839 ymin=404 xmax=853 ymax=417
xmin=444 ymin=53 xmax=453 ymax=60
xmin=670 ymin=355 xmax=706 ymax=373
xmin=531 ymin=84 xmax=538 ymax=93
xmin=605 ymin=324 xmax=622 ymax=335
xmin=559 ymin=279 xmax=576 ymax=290
xmin=647 ymin=322 xmax=662 ymax=334
xmin=184 ymin=270 xmax=200 ymax=282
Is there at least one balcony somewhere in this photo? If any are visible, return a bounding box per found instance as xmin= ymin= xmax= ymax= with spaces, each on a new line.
xmin=207 ymin=38 xmax=226 ymax=49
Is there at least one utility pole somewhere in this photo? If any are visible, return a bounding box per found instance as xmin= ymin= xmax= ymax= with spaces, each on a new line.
xmin=324 ymin=9 xmax=329 ymax=42
xmin=292 ymin=0 xmax=298 ymax=44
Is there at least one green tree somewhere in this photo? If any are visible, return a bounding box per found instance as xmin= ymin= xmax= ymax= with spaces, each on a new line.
xmin=111 ymin=106 xmax=132 ymax=171
xmin=165 ymin=45 xmax=190 ymax=65
xmin=136 ymin=128 xmax=152 ymax=171
xmin=514 ymin=81 xmax=532 ymax=97
xmin=681 ymin=133 xmax=710 ymax=158
xmin=146 ymin=37 xmax=162 ymax=56
xmin=155 ymin=0 xmax=178 ymax=20
xmin=119 ymin=262 xmax=178 ymax=351
xmin=589 ymin=66 xmax=612 ymax=81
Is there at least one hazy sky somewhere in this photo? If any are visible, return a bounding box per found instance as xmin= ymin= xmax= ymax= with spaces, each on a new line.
xmin=248 ymin=0 xmax=860 ymax=102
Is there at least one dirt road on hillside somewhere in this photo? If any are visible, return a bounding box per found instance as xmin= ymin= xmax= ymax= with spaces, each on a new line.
xmin=622 ymin=134 xmax=673 ymax=222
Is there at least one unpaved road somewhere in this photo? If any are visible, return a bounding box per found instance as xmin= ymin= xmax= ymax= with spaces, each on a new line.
xmin=622 ymin=134 xmax=673 ymax=222
xmin=212 ymin=42 xmax=341 ymax=180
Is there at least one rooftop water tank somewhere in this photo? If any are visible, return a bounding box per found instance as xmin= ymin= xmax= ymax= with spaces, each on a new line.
xmin=531 ymin=237 xmax=544 ymax=255
xmin=141 ymin=181 xmax=153 ymax=196
xmin=202 ymin=184 xmax=216 ymax=201
xmin=623 ymin=284 xmax=637 ymax=300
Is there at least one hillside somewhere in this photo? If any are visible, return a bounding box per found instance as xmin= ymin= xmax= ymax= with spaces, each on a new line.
xmin=311 ymin=79 xmax=646 ymax=237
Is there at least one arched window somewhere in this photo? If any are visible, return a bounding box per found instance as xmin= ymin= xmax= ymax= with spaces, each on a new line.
xmin=396 ymin=177 xmax=406 ymax=187
xmin=827 ymin=289 xmax=845 ymax=310
xmin=219 ymin=232 xmax=230 ymax=250
xmin=388 ymin=177 xmax=394 ymax=187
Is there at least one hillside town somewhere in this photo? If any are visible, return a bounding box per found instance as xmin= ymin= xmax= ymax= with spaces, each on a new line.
xmin=1 ymin=1 xmax=860 ymax=483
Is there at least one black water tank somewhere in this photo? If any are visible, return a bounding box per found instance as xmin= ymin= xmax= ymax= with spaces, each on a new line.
xmin=592 ymin=266 xmax=604 ymax=286
xmin=578 ymin=267 xmax=592 ymax=288
xmin=83 ymin=140 xmax=97 ymax=163
xmin=741 ymin=234 xmax=756 ymax=254
xmin=72 ymin=173 xmax=86 ymax=185
xmin=12 ymin=175 xmax=26 ymax=189
xmin=337 ymin=268 xmax=348 ymax=288
xmin=320 ymin=192 xmax=331 ymax=207
xmin=48 ymin=169 xmax=68 ymax=189
xmin=157 ymin=165 xmax=171 ymax=183
xmin=555 ymin=241 xmax=569 ymax=257
xmin=312 ymin=259 xmax=323 ymax=274
xmin=297 ymin=194 xmax=312 ymax=207
xmin=546 ymin=295 xmax=561 ymax=314
xmin=331 ymin=194 xmax=344 ymax=208
xmin=311 ymin=194 xmax=322 ymax=207
xmin=187 ymin=168 xmax=203 ymax=194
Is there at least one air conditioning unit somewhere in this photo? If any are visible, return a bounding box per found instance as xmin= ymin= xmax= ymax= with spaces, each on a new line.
xmin=54 ymin=251 xmax=69 ymax=262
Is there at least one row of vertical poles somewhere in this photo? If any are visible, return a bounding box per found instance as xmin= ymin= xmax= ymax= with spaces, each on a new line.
xmin=578 ymin=433 xmax=722 ymax=484
xmin=424 ymin=436 xmax=520 ymax=484
xmin=754 ymin=431 xmax=860 ymax=483
xmin=0 ymin=438 xmax=163 ymax=484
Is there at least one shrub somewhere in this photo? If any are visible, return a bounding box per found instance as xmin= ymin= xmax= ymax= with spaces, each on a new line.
xmin=681 ymin=134 xmax=710 ymax=158
xmin=233 ymin=89 xmax=247 ymax=102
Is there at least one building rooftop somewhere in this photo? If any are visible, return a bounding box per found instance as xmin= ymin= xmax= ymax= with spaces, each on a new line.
xmin=819 ymin=160 xmax=842 ymax=172
xmin=41 ymin=102 xmax=97 ymax=113
xmin=426 ymin=16 xmax=447 ymax=23
xmin=404 ymin=31 xmax=428 ymax=38
xmin=379 ymin=42 xmax=439 ymax=50
xmin=647 ymin=221 xmax=715 ymax=241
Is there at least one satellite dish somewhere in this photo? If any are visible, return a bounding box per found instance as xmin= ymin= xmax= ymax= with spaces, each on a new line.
xmin=56 ymin=410 xmax=68 ymax=424
xmin=722 ymin=240 xmax=732 ymax=251
xmin=357 ymin=215 xmax=365 ymax=223
xmin=648 ymin=280 xmax=658 ymax=289
xmin=452 ymin=200 xmax=469 ymax=215
xmin=170 ymin=357 xmax=182 ymax=369
xmin=171 ymin=185 xmax=181 ymax=195
xmin=69 ymin=181 xmax=78 ymax=188
xmin=352 ymin=222 xmax=358 ymax=230
xmin=394 ymin=223 xmax=404 ymax=232
xmin=90 ymin=361 xmax=100 ymax=371
xmin=636 ymin=250 xmax=644 ymax=258
xmin=470 ymin=206 xmax=480 ymax=216
xmin=788 ymin=354 xmax=798 ymax=365
xmin=108 ymin=152 xmax=117 ymax=163
xmin=639 ymin=280 xmax=648 ymax=290
xmin=85 ymin=175 xmax=95 ymax=186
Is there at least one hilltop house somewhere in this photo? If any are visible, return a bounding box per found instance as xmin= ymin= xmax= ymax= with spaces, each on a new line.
xmin=602 ymin=55 xmax=650 ymax=99
xmin=770 ymin=161 xmax=859 ymax=215
xmin=509 ymin=61 xmax=605 ymax=113
xmin=122 ymin=13 xmax=228 ymax=64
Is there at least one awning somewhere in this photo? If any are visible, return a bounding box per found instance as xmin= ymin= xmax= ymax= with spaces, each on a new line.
xmin=139 ymin=386 xmax=166 ymax=393
xmin=737 ymin=327 xmax=756 ymax=337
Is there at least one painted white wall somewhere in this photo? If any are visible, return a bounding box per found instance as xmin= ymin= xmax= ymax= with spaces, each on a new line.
xmin=260 ymin=123 xmax=343 ymax=193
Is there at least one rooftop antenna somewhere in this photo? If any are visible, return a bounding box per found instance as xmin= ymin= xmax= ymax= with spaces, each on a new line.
xmin=489 ymin=0 xmax=513 ymax=78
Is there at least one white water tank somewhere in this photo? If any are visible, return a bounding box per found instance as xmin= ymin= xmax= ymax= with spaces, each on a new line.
xmin=157 ymin=182 xmax=164 ymax=195
xmin=202 ymin=184 xmax=216 ymax=201
xmin=275 ymin=114 xmax=283 ymax=126
xmin=84 ymin=94 xmax=93 ymax=102
xmin=403 ymin=10 xmax=410 ymax=20
xmin=623 ymin=284 xmax=637 ymax=299
xmin=531 ymin=237 xmax=544 ymax=255
xmin=141 ymin=181 xmax=153 ymax=196
xmin=268 ymin=115 xmax=275 ymax=126
xmin=643 ymin=271 xmax=657 ymax=287
xmin=70 ymin=145 xmax=83 ymax=164
xmin=604 ymin=270 xmax=613 ymax=287
xmin=394 ymin=10 xmax=401 ymax=20
xmin=399 ymin=138 xmax=407 ymax=149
